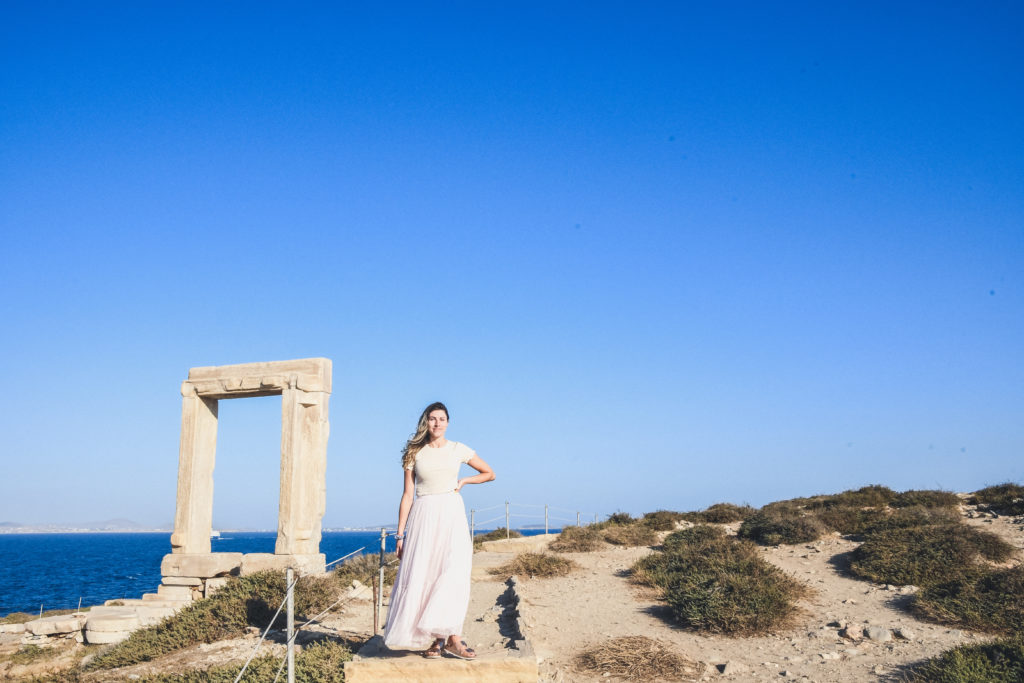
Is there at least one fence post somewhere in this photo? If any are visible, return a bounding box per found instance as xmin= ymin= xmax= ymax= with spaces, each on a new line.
xmin=286 ymin=568 xmax=295 ymax=683
xmin=594 ymin=513 xmax=598 ymax=524
xmin=505 ymin=501 xmax=510 ymax=540
xmin=470 ymin=509 xmax=475 ymax=540
xmin=545 ymin=504 xmax=549 ymax=535
xmin=375 ymin=527 xmax=387 ymax=635
xmin=577 ymin=511 xmax=580 ymax=527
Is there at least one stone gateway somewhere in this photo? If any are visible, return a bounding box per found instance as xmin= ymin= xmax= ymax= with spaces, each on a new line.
xmin=163 ymin=357 xmax=332 ymax=582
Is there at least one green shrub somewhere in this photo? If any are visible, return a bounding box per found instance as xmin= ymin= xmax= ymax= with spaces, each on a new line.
xmin=912 ymin=565 xmax=1024 ymax=634
xmin=641 ymin=510 xmax=685 ymax=531
xmin=6 ymin=645 xmax=56 ymax=665
xmin=664 ymin=554 xmax=808 ymax=635
xmin=662 ymin=525 xmax=726 ymax=553
xmin=970 ymin=483 xmax=1024 ymax=516
xmin=892 ymin=489 xmax=962 ymax=509
xmin=695 ymin=503 xmax=756 ymax=524
xmin=602 ymin=523 xmax=659 ymax=547
xmin=849 ymin=524 xmax=1016 ymax=587
xmin=630 ymin=529 xmax=806 ymax=636
xmin=138 ymin=639 xmax=354 ymax=682
xmin=549 ymin=525 xmax=604 ymax=553
xmin=813 ymin=507 xmax=889 ymax=535
xmin=489 ymin=552 xmax=578 ymax=580
xmin=812 ymin=484 xmax=897 ymax=510
xmin=908 ymin=637 xmax=1024 ymax=683
xmin=473 ymin=528 xmax=523 ymax=548
xmin=738 ymin=511 xmax=826 ymax=545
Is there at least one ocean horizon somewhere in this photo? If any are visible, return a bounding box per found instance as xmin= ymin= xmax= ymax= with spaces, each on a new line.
xmin=0 ymin=528 xmax=557 ymax=616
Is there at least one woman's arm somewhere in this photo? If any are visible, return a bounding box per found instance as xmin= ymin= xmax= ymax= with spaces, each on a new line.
xmin=455 ymin=455 xmax=496 ymax=492
xmin=395 ymin=469 xmax=415 ymax=559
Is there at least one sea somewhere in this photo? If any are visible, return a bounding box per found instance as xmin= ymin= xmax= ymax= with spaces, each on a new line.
xmin=0 ymin=529 xmax=556 ymax=616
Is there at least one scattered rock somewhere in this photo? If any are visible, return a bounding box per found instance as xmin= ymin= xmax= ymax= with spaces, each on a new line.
xmin=838 ymin=627 xmax=860 ymax=641
xmin=718 ymin=661 xmax=747 ymax=674
xmin=894 ymin=627 xmax=916 ymax=641
xmin=864 ymin=626 xmax=892 ymax=642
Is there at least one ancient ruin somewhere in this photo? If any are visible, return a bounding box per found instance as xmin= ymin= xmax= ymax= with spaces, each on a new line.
xmin=162 ymin=357 xmax=333 ymax=585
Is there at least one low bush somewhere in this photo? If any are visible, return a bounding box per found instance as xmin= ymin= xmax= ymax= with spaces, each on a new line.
xmin=849 ymin=524 xmax=1016 ymax=587
xmin=573 ymin=635 xmax=704 ymax=681
xmin=602 ymin=523 xmax=659 ymax=547
xmin=662 ymin=524 xmax=726 ymax=553
xmin=640 ymin=510 xmax=685 ymax=531
xmin=738 ymin=510 xmax=826 ymax=545
xmin=912 ymin=565 xmax=1024 ymax=635
xmin=807 ymin=484 xmax=897 ymax=510
xmin=549 ymin=525 xmax=604 ymax=553
xmin=137 ymin=638 xmax=354 ymax=682
xmin=812 ymin=507 xmax=889 ymax=535
xmin=694 ymin=503 xmax=756 ymax=524
xmin=87 ymin=571 xmax=290 ymax=670
xmin=473 ymin=528 xmax=522 ymax=548
xmin=489 ymin=552 xmax=578 ymax=580
xmin=818 ymin=505 xmax=960 ymax=537
xmin=970 ymin=483 xmax=1024 ymax=516
xmin=630 ymin=527 xmax=807 ymax=636
xmin=907 ymin=637 xmax=1024 ymax=683
xmin=891 ymin=489 xmax=961 ymax=509
xmin=606 ymin=511 xmax=635 ymax=525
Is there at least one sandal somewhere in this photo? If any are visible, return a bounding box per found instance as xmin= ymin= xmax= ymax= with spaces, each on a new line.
xmin=423 ymin=638 xmax=444 ymax=659
xmin=443 ymin=639 xmax=477 ymax=660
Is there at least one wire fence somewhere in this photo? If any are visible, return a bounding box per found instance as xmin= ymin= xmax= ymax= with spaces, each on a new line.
xmin=468 ymin=501 xmax=603 ymax=539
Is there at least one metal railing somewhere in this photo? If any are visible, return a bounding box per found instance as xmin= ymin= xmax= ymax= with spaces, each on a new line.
xmin=469 ymin=501 xmax=601 ymax=539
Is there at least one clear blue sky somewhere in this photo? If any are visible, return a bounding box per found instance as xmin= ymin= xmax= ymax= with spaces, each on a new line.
xmin=2 ymin=2 xmax=1021 ymax=529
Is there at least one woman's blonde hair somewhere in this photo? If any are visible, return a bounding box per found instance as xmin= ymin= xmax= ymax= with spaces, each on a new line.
xmin=401 ymin=402 xmax=449 ymax=469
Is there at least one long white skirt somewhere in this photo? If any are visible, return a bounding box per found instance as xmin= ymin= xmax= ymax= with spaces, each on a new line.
xmin=383 ymin=491 xmax=472 ymax=649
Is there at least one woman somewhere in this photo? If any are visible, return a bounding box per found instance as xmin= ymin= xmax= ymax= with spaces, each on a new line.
xmin=383 ymin=402 xmax=496 ymax=659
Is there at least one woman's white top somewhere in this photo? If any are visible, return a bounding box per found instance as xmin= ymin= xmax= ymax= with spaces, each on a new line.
xmin=407 ymin=441 xmax=476 ymax=496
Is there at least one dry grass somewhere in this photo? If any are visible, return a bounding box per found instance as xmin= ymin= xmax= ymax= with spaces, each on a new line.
xmin=473 ymin=527 xmax=523 ymax=549
xmin=603 ymin=523 xmax=659 ymax=547
xmin=912 ymin=565 xmax=1024 ymax=635
xmin=573 ymin=636 xmax=705 ymax=681
xmin=737 ymin=510 xmax=827 ymax=545
xmin=970 ymin=482 xmax=1024 ymax=516
xmin=641 ymin=510 xmax=686 ymax=531
xmin=849 ymin=524 xmax=1016 ymax=587
xmin=489 ymin=552 xmax=579 ymax=580
xmin=549 ymin=525 xmax=604 ymax=553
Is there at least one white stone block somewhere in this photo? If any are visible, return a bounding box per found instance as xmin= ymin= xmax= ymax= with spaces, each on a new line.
xmin=24 ymin=614 xmax=86 ymax=635
xmin=161 ymin=552 xmax=243 ymax=578
xmin=162 ymin=576 xmax=203 ymax=586
xmin=240 ymin=553 xmax=326 ymax=576
xmin=85 ymin=628 xmax=132 ymax=644
xmin=157 ymin=584 xmax=193 ymax=601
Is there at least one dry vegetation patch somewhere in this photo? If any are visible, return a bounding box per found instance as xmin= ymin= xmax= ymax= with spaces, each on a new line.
xmin=473 ymin=527 xmax=522 ymax=549
xmin=912 ymin=565 xmax=1024 ymax=635
xmin=631 ymin=525 xmax=809 ymax=636
xmin=682 ymin=502 xmax=755 ymax=524
xmin=602 ymin=523 xmax=659 ymax=547
xmin=907 ymin=637 xmax=1024 ymax=683
xmin=549 ymin=525 xmax=604 ymax=553
xmin=849 ymin=524 xmax=1016 ymax=587
xmin=737 ymin=509 xmax=826 ymax=545
xmin=970 ymin=482 xmax=1024 ymax=516
xmin=489 ymin=552 xmax=579 ymax=580
xmin=573 ymin=635 xmax=704 ymax=681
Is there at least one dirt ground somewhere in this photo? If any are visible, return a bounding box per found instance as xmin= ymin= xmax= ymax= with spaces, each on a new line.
xmin=508 ymin=509 xmax=1024 ymax=682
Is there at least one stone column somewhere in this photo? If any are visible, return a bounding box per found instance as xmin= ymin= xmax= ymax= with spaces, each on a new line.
xmin=276 ymin=384 xmax=330 ymax=556
xmin=170 ymin=391 xmax=218 ymax=555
